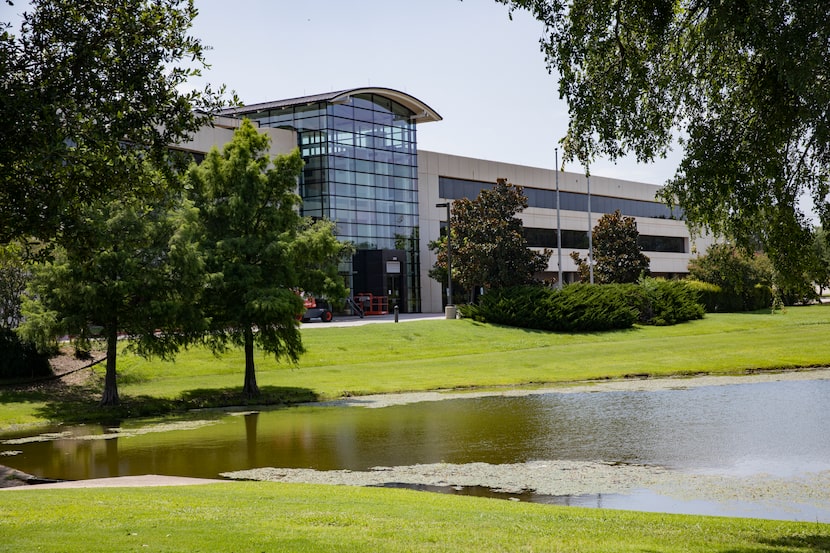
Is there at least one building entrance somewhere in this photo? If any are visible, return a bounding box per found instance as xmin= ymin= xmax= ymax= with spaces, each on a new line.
xmin=353 ymin=249 xmax=408 ymax=313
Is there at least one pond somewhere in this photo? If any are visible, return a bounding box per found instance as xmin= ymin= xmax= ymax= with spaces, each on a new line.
xmin=2 ymin=376 xmax=830 ymax=522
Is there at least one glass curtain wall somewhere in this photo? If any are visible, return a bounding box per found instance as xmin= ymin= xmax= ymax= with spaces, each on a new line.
xmin=247 ymin=93 xmax=421 ymax=312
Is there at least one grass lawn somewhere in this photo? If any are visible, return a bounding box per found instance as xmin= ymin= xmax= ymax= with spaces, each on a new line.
xmin=2 ymin=307 xmax=830 ymax=551
xmin=3 ymin=305 xmax=830 ymax=428
xmin=1 ymin=482 xmax=828 ymax=552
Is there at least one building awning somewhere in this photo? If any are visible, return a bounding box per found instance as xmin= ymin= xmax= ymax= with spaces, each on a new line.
xmin=220 ymin=87 xmax=442 ymax=124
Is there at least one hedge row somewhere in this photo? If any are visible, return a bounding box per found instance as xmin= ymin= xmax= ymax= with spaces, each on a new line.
xmin=461 ymin=280 xmax=704 ymax=332
xmin=685 ymin=280 xmax=773 ymax=312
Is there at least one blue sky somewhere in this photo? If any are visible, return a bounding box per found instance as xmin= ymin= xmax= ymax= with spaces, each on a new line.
xmin=185 ymin=0 xmax=684 ymax=184
xmin=2 ymin=0 xmax=817 ymax=218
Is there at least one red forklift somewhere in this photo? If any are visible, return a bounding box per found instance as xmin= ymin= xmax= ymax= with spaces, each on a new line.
xmin=300 ymin=296 xmax=333 ymax=323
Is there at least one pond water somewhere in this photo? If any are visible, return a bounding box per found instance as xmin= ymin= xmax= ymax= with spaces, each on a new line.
xmin=2 ymin=378 xmax=830 ymax=521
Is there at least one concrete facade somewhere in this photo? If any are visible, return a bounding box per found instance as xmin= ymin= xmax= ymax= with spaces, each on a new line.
xmin=177 ymin=115 xmax=296 ymax=159
xmin=418 ymin=150 xmax=714 ymax=313
xmin=180 ymin=91 xmax=711 ymax=314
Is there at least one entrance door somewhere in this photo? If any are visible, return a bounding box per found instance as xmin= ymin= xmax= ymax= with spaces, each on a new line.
xmin=386 ymin=274 xmax=402 ymax=311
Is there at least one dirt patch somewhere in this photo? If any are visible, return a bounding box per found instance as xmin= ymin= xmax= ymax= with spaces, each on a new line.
xmin=4 ymin=347 xmax=105 ymax=396
xmin=47 ymin=347 xmax=106 ymax=387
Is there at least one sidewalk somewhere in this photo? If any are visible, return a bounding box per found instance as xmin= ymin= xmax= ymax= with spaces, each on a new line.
xmin=301 ymin=312 xmax=446 ymax=328
xmin=1 ymin=474 xmax=232 ymax=491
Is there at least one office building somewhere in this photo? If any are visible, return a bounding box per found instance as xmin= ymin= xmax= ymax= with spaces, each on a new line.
xmin=200 ymin=87 xmax=711 ymax=314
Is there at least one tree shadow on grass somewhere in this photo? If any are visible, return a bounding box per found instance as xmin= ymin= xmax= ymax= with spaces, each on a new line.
xmin=29 ymin=385 xmax=319 ymax=426
xmin=703 ymin=533 xmax=830 ymax=553
xmin=756 ymin=534 xmax=830 ymax=552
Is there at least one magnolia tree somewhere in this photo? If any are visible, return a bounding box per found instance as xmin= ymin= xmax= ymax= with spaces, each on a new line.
xmin=571 ymin=210 xmax=650 ymax=284
xmin=430 ymin=179 xmax=550 ymax=302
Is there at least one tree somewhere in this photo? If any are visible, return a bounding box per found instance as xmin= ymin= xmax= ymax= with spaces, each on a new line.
xmin=18 ymin=175 xmax=205 ymax=405
xmin=687 ymin=242 xmax=775 ymax=310
xmin=497 ymin=0 xmax=830 ymax=285
xmin=0 ymin=242 xmax=28 ymax=330
xmin=187 ymin=120 xmax=350 ymax=398
xmin=430 ymin=179 xmax=550 ymax=301
xmin=0 ymin=0 xmax=228 ymax=244
xmin=570 ymin=210 xmax=650 ymax=284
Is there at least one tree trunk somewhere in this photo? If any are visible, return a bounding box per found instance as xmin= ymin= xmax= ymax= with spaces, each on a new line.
xmin=100 ymin=323 xmax=120 ymax=406
xmin=242 ymin=326 xmax=260 ymax=399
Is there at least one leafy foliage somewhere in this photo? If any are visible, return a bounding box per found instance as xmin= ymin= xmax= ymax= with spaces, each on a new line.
xmin=570 ymin=210 xmax=650 ymax=284
xmin=18 ymin=176 xmax=205 ymax=405
xmin=429 ymin=179 xmax=550 ymax=301
xmin=0 ymin=0 xmax=229 ymax=244
xmin=808 ymin=227 xmax=830 ymax=295
xmin=687 ymin=243 xmax=776 ymax=311
xmin=686 ymin=279 xmax=773 ymax=313
xmin=187 ymin=119 xmax=350 ymax=398
xmin=497 ymin=0 xmax=830 ymax=285
xmin=0 ymin=242 xmax=28 ymax=330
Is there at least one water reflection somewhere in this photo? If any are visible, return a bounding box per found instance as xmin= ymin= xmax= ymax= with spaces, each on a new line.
xmin=2 ymin=379 xmax=830 ymax=482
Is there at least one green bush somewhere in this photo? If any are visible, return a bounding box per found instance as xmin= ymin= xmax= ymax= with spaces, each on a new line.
xmin=463 ymin=284 xmax=638 ymax=332
xmin=685 ymin=279 xmax=772 ymax=312
xmin=0 ymin=328 xmax=52 ymax=380
xmin=462 ymin=281 xmax=705 ymax=332
xmin=631 ymin=278 xmax=704 ymax=325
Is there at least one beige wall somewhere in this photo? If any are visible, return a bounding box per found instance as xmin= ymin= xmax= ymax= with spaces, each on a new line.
xmin=178 ymin=116 xmax=296 ymax=157
xmin=418 ymin=150 xmax=714 ymax=313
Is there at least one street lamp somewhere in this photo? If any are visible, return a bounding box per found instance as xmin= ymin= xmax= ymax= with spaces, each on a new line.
xmin=436 ymin=202 xmax=454 ymax=315
xmin=555 ymin=148 xmax=563 ymax=289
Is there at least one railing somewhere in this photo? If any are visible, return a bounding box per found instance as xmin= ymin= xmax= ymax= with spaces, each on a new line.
xmin=353 ymin=293 xmax=389 ymax=316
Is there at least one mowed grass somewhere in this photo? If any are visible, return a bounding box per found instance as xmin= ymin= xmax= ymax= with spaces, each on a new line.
xmin=118 ymin=304 xmax=830 ymax=400
xmin=3 ymin=308 xmax=830 ymax=551
xmin=3 ymin=305 xmax=830 ymax=428
xmin=1 ymin=482 xmax=828 ymax=553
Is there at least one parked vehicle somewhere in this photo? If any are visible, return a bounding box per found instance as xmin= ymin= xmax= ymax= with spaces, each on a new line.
xmin=301 ymin=297 xmax=333 ymax=323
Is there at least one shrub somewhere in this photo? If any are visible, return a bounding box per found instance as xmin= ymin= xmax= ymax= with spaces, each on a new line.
xmin=685 ymin=279 xmax=772 ymax=312
xmin=0 ymin=328 xmax=52 ymax=380
xmin=463 ymin=281 xmax=705 ymax=332
xmin=687 ymin=244 xmax=776 ymax=310
xmin=463 ymin=284 xmax=638 ymax=332
xmin=632 ymin=278 xmax=704 ymax=325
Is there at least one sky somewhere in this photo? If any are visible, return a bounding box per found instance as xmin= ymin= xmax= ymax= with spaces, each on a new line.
xmin=182 ymin=0 xmax=684 ymax=185
xmin=4 ymin=0 xmax=819 ymax=216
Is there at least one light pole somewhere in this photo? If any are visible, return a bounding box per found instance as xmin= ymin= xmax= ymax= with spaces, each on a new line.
xmin=436 ymin=202 xmax=454 ymax=317
xmin=555 ymin=148 xmax=563 ymax=289
xmin=586 ymin=170 xmax=594 ymax=284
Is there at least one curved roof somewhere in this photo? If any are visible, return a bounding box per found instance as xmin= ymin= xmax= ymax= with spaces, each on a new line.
xmin=222 ymin=87 xmax=442 ymax=124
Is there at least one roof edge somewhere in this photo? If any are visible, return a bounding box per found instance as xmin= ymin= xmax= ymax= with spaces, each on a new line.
xmin=223 ymin=87 xmax=442 ymax=124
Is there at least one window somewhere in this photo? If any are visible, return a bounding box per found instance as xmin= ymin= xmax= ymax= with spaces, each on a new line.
xmin=439 ymin=177 xmax=681 ymax=219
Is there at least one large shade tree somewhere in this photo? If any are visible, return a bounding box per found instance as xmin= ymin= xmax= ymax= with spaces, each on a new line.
xmin=19 ymin=177 xmax=206 ymax=406
xmin=497 ymin=0 xmax=830 ymax=286
xmin=430 ymin=179 xmax=550 ymax=301
xmin=187 ymin=120 xmax=350 ymax=398
xmin=0 ymin=0 xmax=227 ymax=244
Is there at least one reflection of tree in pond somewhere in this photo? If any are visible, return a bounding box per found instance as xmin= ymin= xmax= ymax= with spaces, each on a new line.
xmin=245 ymin=413 xmax=259 ymax=467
